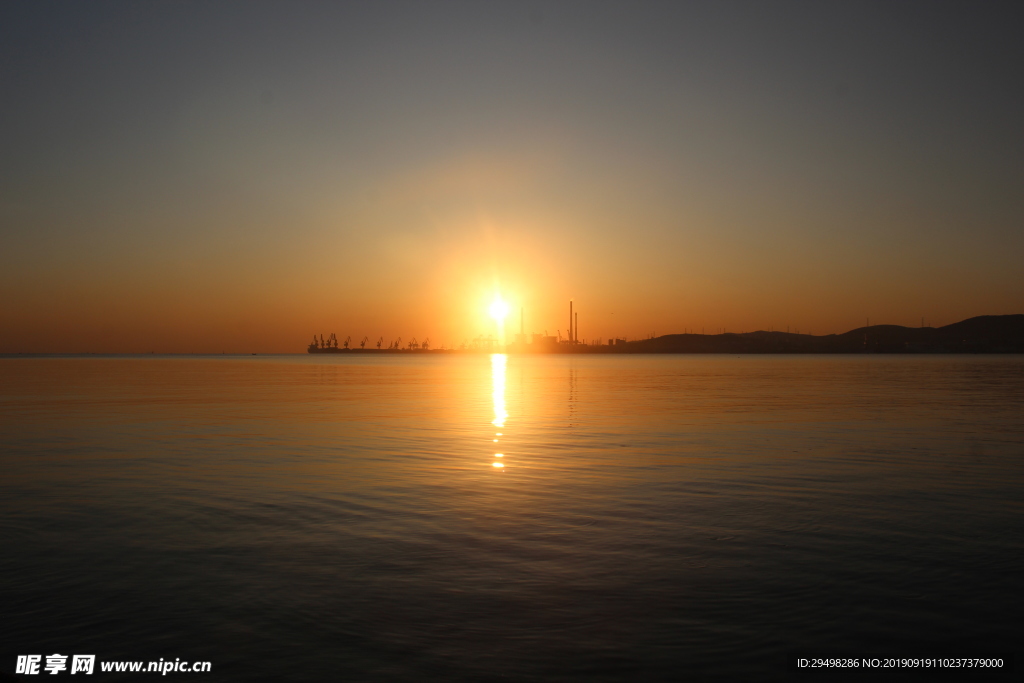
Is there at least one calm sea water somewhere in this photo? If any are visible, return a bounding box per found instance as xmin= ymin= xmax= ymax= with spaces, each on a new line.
xmin=2 ymin=354 xmax=1022 ymax=680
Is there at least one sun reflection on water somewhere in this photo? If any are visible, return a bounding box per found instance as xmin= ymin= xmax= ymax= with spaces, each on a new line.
xmin=491 ymin=354 xmax=508 ymax=470
xmin=491 ymin=354 xmax=507 ymax=428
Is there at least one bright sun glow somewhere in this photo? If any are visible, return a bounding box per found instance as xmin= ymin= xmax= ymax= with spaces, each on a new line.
xmin=489 ymin=297 xmax=510 ymax=322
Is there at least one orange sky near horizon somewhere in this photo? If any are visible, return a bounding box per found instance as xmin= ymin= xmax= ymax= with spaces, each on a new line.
xmin=2 ymin=3 xmax=1022 ymax=353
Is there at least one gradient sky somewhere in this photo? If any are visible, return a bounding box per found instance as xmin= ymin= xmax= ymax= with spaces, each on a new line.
xmin=2 ymin=1 xmax=1022 ymax=352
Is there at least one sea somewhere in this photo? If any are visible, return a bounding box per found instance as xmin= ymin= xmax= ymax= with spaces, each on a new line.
xmin=2 ymin=354 xmax=1022 ymax=681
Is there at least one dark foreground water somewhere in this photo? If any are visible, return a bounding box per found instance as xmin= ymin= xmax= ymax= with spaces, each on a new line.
xmin=2 ymin=354 xmax=1022 ymax=681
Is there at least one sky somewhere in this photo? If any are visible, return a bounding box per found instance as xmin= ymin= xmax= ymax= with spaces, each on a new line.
xmin=1 ymin=0 xmax=1022 ymax=352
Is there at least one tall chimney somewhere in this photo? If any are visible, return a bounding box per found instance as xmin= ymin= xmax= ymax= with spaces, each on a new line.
xmin=569 ymin=301 xmax=573 ymax=344
xmin=575 ymin=312 xmax=578 ymax=344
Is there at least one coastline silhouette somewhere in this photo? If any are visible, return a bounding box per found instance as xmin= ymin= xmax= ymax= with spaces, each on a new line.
xmin=308 ymin=314 xmax=1024 ymax=354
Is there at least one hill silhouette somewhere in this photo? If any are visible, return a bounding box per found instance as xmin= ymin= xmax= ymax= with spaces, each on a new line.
xmin=601 ymin=315 xmax=1024 ymax=354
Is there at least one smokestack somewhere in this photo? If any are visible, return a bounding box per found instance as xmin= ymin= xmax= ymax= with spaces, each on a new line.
xmin=575 ymin=312 xmax=578 ymax=344
xmin=569 ymin=300 xmax=573 ymax=344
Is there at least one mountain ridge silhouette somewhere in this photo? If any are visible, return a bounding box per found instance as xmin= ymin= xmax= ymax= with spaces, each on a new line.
xmin=611 ymin=314 xmax=1024 ymax=354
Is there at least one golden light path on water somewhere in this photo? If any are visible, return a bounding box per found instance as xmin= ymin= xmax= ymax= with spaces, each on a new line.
xmin=491 ymin=353 xmax=507 ymax=470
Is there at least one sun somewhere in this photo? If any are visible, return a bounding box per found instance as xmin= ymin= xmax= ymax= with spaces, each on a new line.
xmin=488 ymin=297 xmax=510 ymax=322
